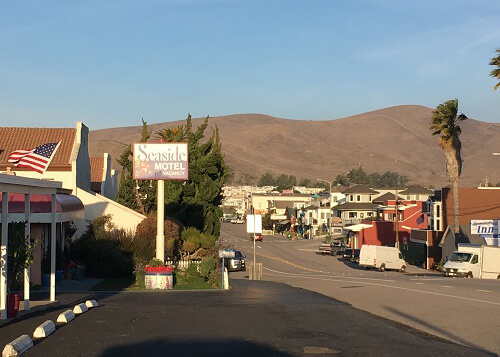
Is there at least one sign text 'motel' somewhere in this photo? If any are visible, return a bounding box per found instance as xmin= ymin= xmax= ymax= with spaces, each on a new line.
xmin=133 ymin=143 xmax=189 ymax=180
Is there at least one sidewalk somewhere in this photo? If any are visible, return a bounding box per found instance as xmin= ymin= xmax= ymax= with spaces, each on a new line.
xmin=0 ymin=278 xmax=102 ymax=328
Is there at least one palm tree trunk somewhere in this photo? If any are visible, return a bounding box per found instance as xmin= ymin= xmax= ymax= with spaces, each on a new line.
xmin=452 ymin=179 xmax=460 ymax=238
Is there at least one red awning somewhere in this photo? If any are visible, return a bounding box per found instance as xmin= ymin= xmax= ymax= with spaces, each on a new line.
xmin=0 ymin=193 xmax=84 ymax=214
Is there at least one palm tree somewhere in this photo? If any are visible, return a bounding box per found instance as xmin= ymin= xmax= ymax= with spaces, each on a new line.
xmin=430 ymin=99 xmax=467 ymax=239
xmin=490 ymin=48 xmax=500 ymax=90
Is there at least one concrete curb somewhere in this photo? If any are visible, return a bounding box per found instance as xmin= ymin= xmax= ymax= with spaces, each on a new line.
xmin=33 ymin=320 xmax=56 ymax=339
xmin=73 ymin=303 xmax=88 ymax=314
xmin=2 ymin=335 xmax=33 ymax=357
xmin=56 ymin=310 xmax=75 ymax=324
xmin=85 ymin=300 xmax=98 ymax=308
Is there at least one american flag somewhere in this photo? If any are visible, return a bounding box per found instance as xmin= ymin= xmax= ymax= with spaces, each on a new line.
xmin=416 ymin=214 xmax=425 ymax=225
xmin=8 ymin=142 xmax=60 ymax=174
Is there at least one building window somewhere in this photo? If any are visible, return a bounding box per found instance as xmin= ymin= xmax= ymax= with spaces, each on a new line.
xmin=333 ymin=196 xmax=338 ymax=202
xmin=360 ymin=213 xmax=364 ymax=218
xmin=367 ymin=212 xmax=373 ymax=217
xmin=349 ymin=212 xmax=358 ymax=218
xmin=406 ymin=195 xmax=410 ymax=200
xmin=415 ymin=194 xmax=420 ymax=200
xmin=356 ymin=195 xmax=361 ymax=201
xmin=436 ymin=204 xmax=440 ymax=217
xmin=321 ymin=213 xmax=325 ymax=219
xmin=350 ymin=195 xmax=354 ymax=201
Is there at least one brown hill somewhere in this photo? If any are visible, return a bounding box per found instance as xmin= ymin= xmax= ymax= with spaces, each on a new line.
xmin=88 ymin=105 xmax=500 ymax=187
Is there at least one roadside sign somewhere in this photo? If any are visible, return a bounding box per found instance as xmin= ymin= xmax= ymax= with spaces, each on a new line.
xmin=218 ymin=249 xmax=235 ymax=258
xmin=132 ymin=142 xmax=189 ymax=180
xmin=247 ymin=215 xmax=262 ymax=234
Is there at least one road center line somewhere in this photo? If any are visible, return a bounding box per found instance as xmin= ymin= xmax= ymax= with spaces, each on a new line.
xmin=477 ymin=290 xmax=491 ymax=293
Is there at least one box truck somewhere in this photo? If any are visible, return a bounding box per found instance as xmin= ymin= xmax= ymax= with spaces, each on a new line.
xmin=359 ymin=245 xmax=406 ymax=272
xmin=443 ymin=244 xmax=500 ymax=279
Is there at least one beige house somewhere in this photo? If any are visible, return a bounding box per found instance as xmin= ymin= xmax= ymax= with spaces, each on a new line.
xmin=0 ymin=122 xmax=145 ymax=235
xmin=251 ymin=193 xmax=312 ymax=215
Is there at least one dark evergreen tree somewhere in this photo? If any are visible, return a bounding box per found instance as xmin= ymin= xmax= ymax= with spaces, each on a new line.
xmin=156 ymin=114 xmax=230 ymax=237
xmin=258 ymin=172 xmax=275 ymax=186
xmin=116 ymin=119 xmax=156 ymax=215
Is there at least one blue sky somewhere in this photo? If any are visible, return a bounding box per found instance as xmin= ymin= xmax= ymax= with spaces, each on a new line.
xmin=1 ymin=0 xmax=499 ymax=129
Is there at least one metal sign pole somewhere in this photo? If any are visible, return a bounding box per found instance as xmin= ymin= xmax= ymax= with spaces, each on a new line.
xmin=253 ymin=215 xmax=256 ymax=280
xmin=156 ymin=179 xmax=165 ymax=262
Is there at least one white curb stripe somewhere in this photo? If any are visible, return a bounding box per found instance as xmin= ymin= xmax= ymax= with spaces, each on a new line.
xmin=57 ymin=310 xmax=76 ymax=324
xmin=33 ymin=320 xmax=56 ymax=339
xmin=2 ymin=335 xmax=33 ymax=357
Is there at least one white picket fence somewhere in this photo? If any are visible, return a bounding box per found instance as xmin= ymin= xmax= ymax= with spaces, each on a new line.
xmin=165 ymin=260 xmax=201 ymax=270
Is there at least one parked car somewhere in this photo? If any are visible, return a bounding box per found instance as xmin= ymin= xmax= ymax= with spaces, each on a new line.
xmin=342 ymin=248 xmax=360 ymax=263
xmin=342 ymin=248 xmax=353 ymax=261
xmin=359 ymin=245 xmax=406 ymax=272
xmin=235 ymin=218 xmax=245 ymax=224
xmin=251 ymin=234 xmax=263 ymax=242
xmin=351 ymin=249 xmax=360 ymax=264
xmin=318 ymin=241 xmax=346 ymax=255
xmin=224 ymin=250 xmax=246 ymax=272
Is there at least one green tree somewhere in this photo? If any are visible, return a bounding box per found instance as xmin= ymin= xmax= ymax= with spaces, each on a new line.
xmin=430 ymin=99 xmax=467 ymax=238
xmin=116 ymin=119 xmax=156 ymax=214
xmin=333 ymin=174 xmax=350 ymax=187
xmin=490 ymin=48 xmax=500 ymax=90
xmin=298 ymin=178 xmax=311 ymax=187
xmin=156 ymin=114 xmax=230 ymax=237
xmin=258 ymin=172 xmax=275 ymax=186
xmin=276 ymin=174 xmax=296 ymax=190
xmin=347 ymin=167 xmax=369 ymax=185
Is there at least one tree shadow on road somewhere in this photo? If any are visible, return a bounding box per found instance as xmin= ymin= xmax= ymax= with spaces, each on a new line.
xmin=98 ymin=338 xmax=294 ymax=357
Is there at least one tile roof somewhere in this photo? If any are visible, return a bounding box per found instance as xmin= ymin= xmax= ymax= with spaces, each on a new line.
xmin=90 ymin=156 xmax=104 ymax=192
xmin=399 ymin=185 xmax=434 ymax=195
xmin=342 ymin=185 xmax=379 ymax=194
xmin=274 ymin=201 xmax=298 ymax=209
xmin=335 ymin=202 xmax=379 ymax=210
xmin=373 ymin=192 xmax=402 ymax=203
xmin=0 ymin=127 xmax=76 ymax=170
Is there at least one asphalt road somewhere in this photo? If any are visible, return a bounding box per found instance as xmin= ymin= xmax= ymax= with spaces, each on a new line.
xmin=0 ymin=280 xmax=493 ymax=357
xmin=221 ymin=222 xmax=500 ymax=355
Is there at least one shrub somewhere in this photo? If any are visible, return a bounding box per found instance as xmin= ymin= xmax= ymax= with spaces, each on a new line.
xmin=70 ymin=219 xmax=134 ymax=278
xmin=131 ymin=215 xmax=183 ymax=263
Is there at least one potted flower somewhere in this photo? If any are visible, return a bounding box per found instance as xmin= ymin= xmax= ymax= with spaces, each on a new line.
xmin=144 ymin=258 xmax=174 ymax=290
xmin=7 ymin=222 xmax=36 ymax=318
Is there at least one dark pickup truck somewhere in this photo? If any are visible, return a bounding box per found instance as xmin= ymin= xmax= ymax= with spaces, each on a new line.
xmin=318 ymin=242 xmax=346 ymax=256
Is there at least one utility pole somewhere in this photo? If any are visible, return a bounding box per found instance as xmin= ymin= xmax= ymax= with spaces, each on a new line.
xmin=395 ymin=180 xmax=400 ymax=251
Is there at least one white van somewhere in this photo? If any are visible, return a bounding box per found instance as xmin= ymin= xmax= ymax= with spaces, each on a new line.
xmin=359 ymin=245 xmax=406 ymax=272
xmin=443 ymin=244 xmax=500 ymax=279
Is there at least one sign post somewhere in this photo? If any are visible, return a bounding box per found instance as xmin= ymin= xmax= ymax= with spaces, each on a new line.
xmin=246 ymin=215 xmax=262 ymax=280
xmin=133 ymin=142 xmax=189 ymax=263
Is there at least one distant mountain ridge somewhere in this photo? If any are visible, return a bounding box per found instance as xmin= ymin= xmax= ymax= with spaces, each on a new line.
xmin=88 ymin=105 xmax=500 ymax=187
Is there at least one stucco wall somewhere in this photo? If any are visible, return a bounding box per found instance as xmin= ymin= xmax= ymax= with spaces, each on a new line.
xmin=76 ymin=188 xmax=145 ymax=234
xmin=11 ymin=171 xmax=73 ymax=192
xmin=75 ymin=123 xmax=91 ymax=191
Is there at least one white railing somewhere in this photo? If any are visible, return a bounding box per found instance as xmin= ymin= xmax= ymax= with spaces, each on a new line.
xmin=165 ymin=260 xmax=201 ymax=270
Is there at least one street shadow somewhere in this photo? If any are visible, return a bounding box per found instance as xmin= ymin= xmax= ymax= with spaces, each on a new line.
xmin=382 ymin=305 xmax=491 ymax=354
xmin=99 ymin=338 xmax=294 ymax=357
xmin=336 ymin=257 xmax=366 ymax=271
